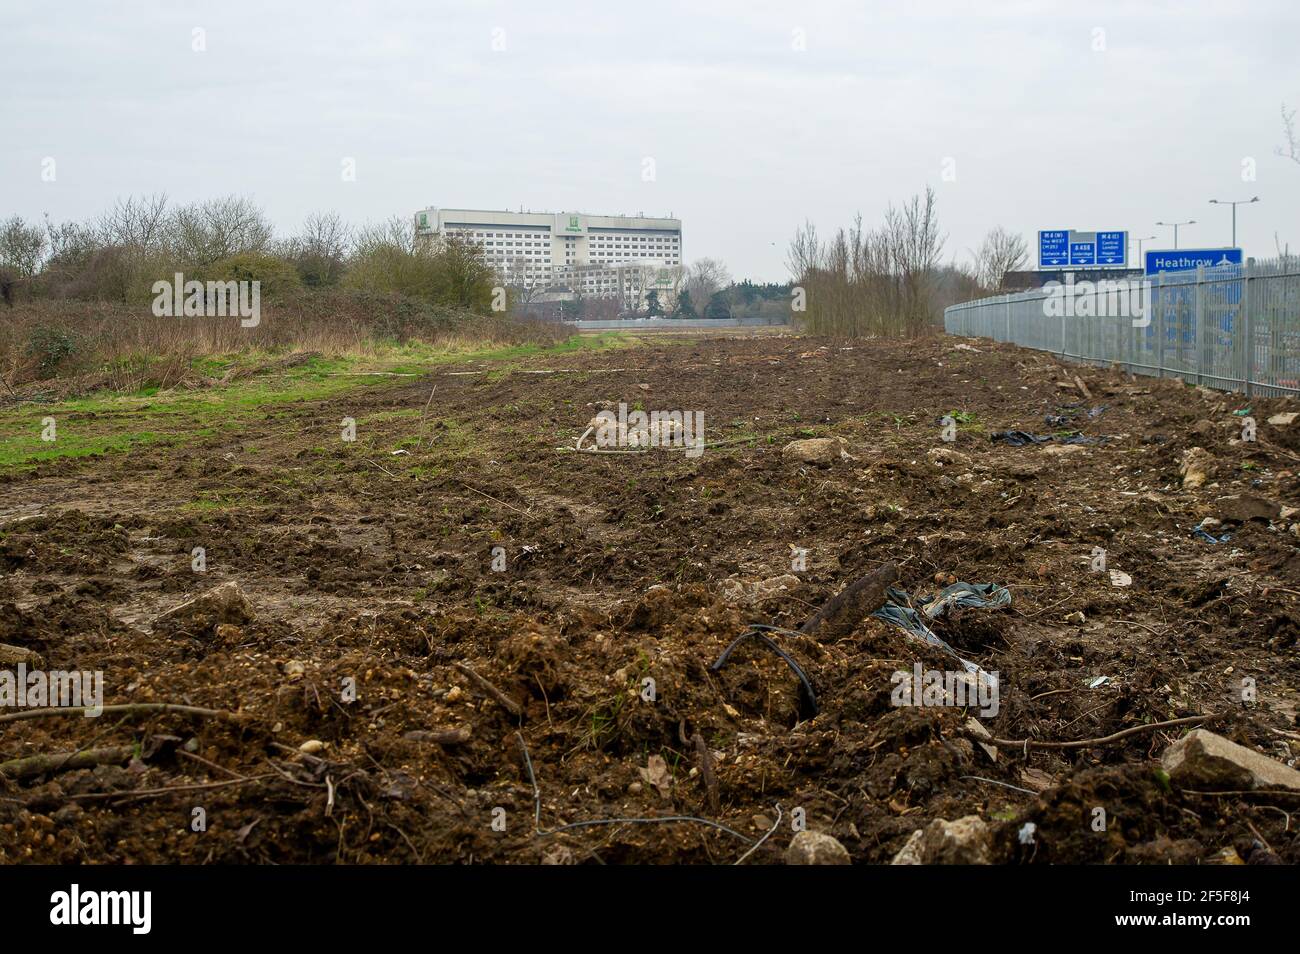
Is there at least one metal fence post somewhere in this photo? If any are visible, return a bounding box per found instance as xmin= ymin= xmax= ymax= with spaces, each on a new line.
xmin=1156 ymin=271 xmax=1165 ymax=379
xmin=1242 ymin=260 xmax=1253 ymax=397
xmin=1195 ymin=264 xmax=1206 ymax=386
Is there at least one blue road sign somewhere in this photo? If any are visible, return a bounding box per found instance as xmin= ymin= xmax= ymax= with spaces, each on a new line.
xmin=1039 ymin=230 xmax=1069 ymax=267
xmin=1069 ymin=240 xmax=1097 ymax=266
xmin=1144 ymin=248 xmax=1243 ymax=274
xmin=1096 ymin=231 xmax=1127 ymax=265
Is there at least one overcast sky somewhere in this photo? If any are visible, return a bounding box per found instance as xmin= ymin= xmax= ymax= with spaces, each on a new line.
xmin=3 ymin=0 xmax=1298 ymax=281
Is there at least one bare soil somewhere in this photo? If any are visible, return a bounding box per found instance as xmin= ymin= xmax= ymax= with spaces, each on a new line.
xmin=2 ymin=333 xmax=1298 ymax=864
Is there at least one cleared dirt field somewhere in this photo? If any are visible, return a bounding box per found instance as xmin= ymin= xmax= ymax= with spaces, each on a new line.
xmin=2 ymin=332 xmax=1298 ymax=864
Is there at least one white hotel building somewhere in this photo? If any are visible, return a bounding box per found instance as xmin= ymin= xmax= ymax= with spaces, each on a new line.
xmin=414 ymin=208 xmax=682 ymax=307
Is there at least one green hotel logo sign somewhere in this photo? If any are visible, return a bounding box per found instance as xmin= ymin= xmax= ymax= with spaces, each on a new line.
xmin=565 ymin=215 xmax=581 ymax=232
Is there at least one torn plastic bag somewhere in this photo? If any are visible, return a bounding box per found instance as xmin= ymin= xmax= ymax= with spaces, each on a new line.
xmin=990 ymin=430 xmax=1050 ymax=447
xmin=871 ymin=582 xmax=1009 ymax=689
xmin=917 ymin=581 xmax=1011 ymax=617
xmin=991 ymin=430 xmax=1095 ymax=447
xmin=1192 ymin=519 xmax=1231 ymax=544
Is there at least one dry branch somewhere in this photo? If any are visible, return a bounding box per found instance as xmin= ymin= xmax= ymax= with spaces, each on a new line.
xmin=454 ymin=663 xmax=523 ymax=719
xmin=0 ymin=703 xmax=241 ymax=725
xmin=0 ymin=746 xmax=132 ymax=779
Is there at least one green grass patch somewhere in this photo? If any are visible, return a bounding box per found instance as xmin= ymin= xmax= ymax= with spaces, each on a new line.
xmin=0 ymin=334 xmax=631 ymax=470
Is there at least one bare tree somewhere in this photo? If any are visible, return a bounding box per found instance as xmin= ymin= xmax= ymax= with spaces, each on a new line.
xmin=970 ymin=226 xmax=1028 ymax=291
xmin=786 ymin=220 xmax=821 ymax=280
xmin=285 ymin=211 xmax=350 ymax=286
xmin=1280 ymin=103 xmax=1299 ymax=165
xmin=682 ymin=257 xmax=731 ymax=317
xmin=499 ymin=255 xmax=546 ymax=306
xmin=170 ymin=195 xmax=273 ymax=265
xmin=95 ymin=193 xmax=170 ymax=251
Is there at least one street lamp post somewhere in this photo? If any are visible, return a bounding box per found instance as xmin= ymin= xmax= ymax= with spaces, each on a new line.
xmin=1135 ymin=235 xmax=1157 ymax=268
xmin=1156 ymin=219 xmax=1196 ymax=250
xmin=1208 ymin=196 xmax=1259 ymax=247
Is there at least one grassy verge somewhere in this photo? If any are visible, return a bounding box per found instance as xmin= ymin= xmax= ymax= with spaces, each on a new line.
xmin=0 ymin=333 xmax=636 ymax=470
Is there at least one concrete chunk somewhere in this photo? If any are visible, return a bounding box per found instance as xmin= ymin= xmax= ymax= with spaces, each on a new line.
xmin=1161 ymin=729 xmax=1300 ymax=792
xmin=890 ymin=815 xmax=992 ymax=865
xmin=155 ymin=581 xmax=254 ymax=636
xmin=784 ymin=830 xmax=851 ymax=865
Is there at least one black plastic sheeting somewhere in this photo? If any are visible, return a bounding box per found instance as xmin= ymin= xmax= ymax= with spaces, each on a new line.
xmin=871 ymin=582 xmax=1010 ymax=680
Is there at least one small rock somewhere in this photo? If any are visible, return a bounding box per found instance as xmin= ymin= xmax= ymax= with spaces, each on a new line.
xmin=1043 ymin=444 xmax=1086 ymax=457
xmin=1180 ymin=448 xmax=1214 ymax=489
xmin=719 ymin=574 xmax=800 ymax=605
xmin=1162 ymin=729 xmax=1300 ymax=792
xmin=784 ymin=830 xmax=851 ymax=865
xmin=966 ymin=717 xmax=997 ymax=762
xmin=284 ymin=660 xmax=306 ymax=681
xmin=782 ymin=437 xmax=846 ymax=466
xmin=155 ymin=581 xmax=254 ymax=636
xmin=299 ymin=740 xmax=326 ymax=755
xmin=1267 ymin=412 xmax=1298 ymax=427
xmin=891 ymin=829 xmax=926 ymax=865
xmin=926 ymin=447 xmax=970 ymax=469
xmin=541 ymin=844 xmax=577 ymax=865
xmin=891 ymin=815 xmax=992 ymax=865
xmin=753 ymin=574 xmax=800 ymax=601
xmin=1214 ymin=494 xmax=1281 ymax=523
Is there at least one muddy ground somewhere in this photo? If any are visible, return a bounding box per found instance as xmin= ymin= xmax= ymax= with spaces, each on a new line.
xmin=2 ymin=333 xmax=1298 ymax=864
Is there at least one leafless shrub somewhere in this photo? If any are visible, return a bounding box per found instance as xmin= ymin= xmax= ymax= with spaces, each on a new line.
xmin=169 ymin=195 xmax=273 ymax=266
xmin=969 ymin=226 xmax=1028 ymax=292
xmin=1281 ymin=103 xmax=1299 ymax=166
xmin=787 ymin=188 xmax=946 ymax=337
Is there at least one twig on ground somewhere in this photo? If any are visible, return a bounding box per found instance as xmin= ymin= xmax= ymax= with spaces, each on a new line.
xmin=361 ymin=457 xmax=399 ymax=479
xmin=176 ymin=748 xmax=246 ymax=780
xmin=454 ymin=663 xmax=523 ymax=719
xmin=455 ymin=481 xmax=529 ymax=516
xmin=68 ymin=774 xmax=275 ymax=802
xmin=960 ymin=774 xmax=1038 ymax=795
xmin=977 ymin=714 xmax=1216 ymax=750
xmin=0 ymin=703 xmax=240 ymax=725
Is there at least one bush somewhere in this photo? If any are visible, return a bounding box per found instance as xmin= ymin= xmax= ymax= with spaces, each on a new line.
xmin=203 ymin=252 xmax=302 ymax=301
xmin=345 ymin=222 xmax=495 ymax=314
xmin=25 ymin=326 xmax=82 ymax=378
